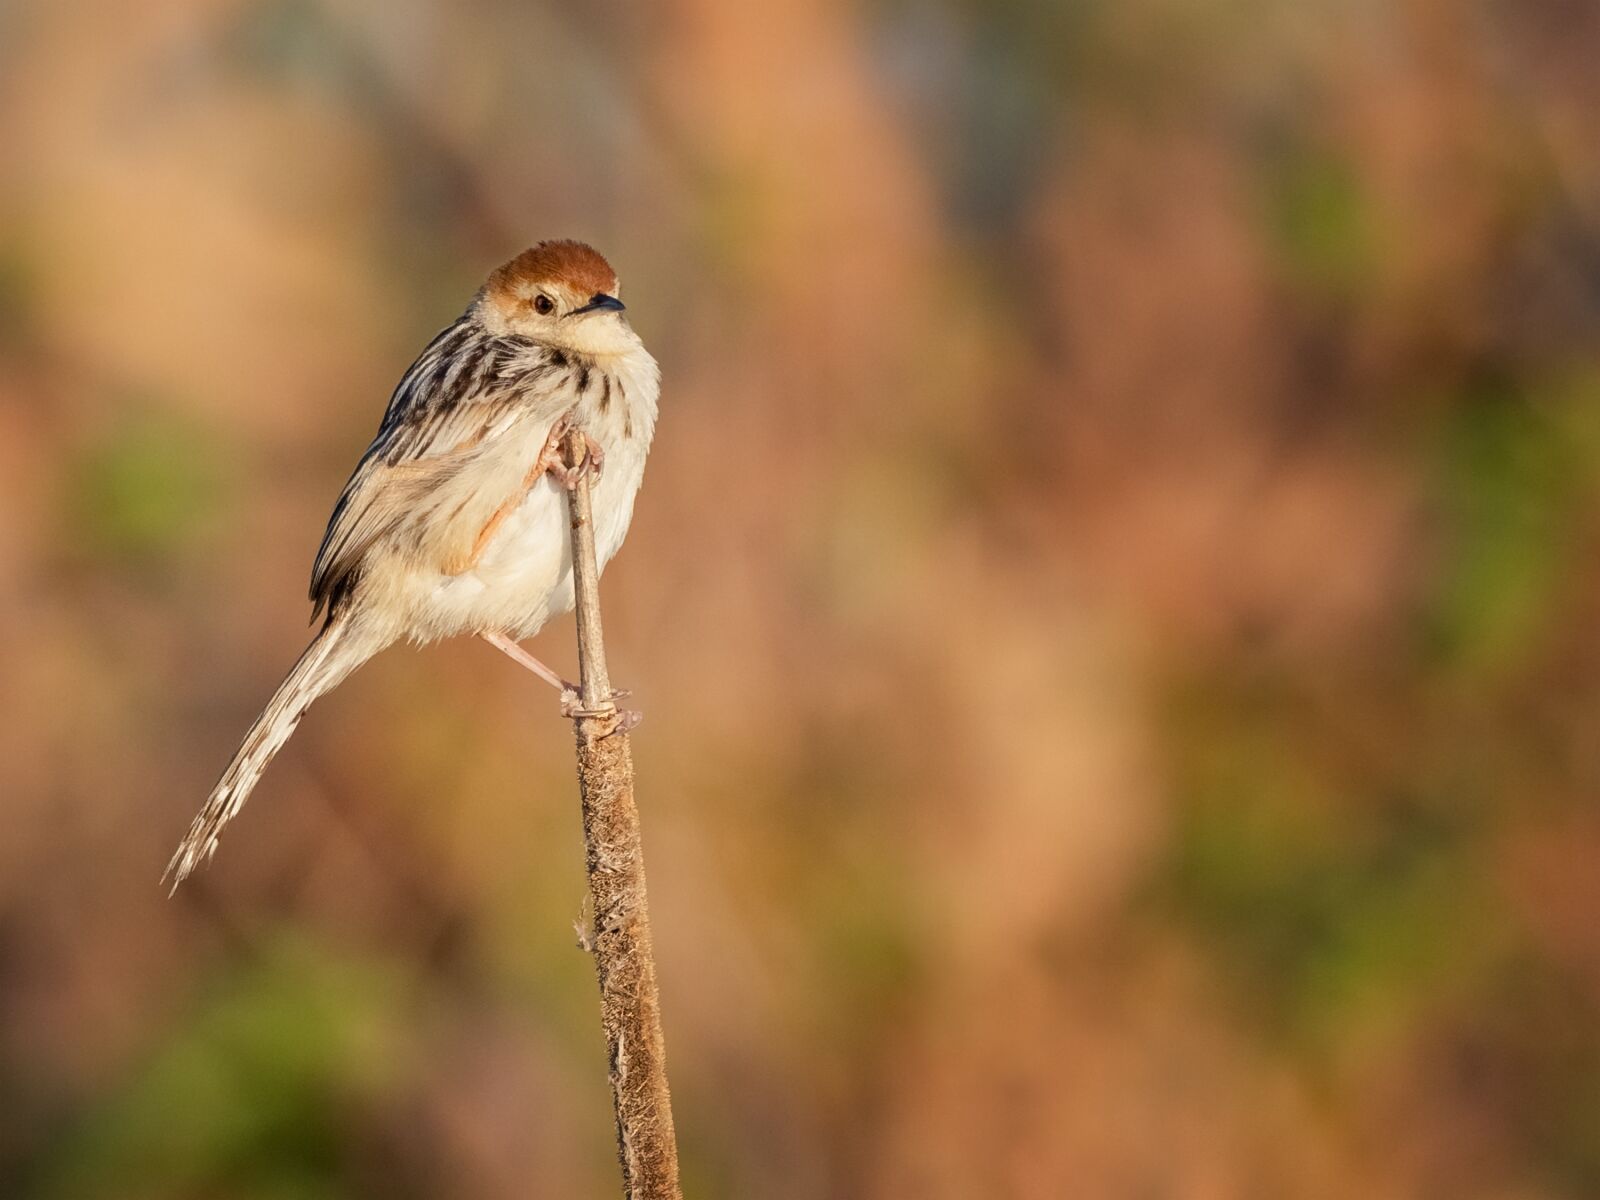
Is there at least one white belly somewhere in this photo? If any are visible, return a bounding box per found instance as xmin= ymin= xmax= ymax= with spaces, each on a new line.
xmin=406 ymin=349 xmax=656 ymax=643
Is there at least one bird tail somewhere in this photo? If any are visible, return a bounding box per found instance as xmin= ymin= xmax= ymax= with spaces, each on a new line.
xmin=165 ymin=615 xmax=370 ymax=891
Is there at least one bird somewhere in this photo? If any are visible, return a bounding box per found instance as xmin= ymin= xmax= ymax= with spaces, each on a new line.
xmin=165 ymin=240 xmax=659 ymax=889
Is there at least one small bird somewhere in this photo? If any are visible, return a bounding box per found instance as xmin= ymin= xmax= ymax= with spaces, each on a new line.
xmin=166 ymin=240 xmax=659 ymax=888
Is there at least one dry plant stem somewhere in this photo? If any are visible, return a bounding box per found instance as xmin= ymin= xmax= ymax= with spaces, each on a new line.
xmin=563 ymin=429 xmax=682 ymax=1200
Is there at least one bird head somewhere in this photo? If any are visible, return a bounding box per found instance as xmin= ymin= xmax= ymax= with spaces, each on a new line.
xmin=477 ymin=240 xmax=637 ymax=357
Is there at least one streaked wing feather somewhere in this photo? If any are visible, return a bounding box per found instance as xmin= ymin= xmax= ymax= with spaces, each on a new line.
xmin=310 ymin=318 xmax=570 ymax=618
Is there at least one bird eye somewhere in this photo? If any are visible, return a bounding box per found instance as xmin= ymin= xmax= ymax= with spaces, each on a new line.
xmin=533 ymin=294 xmax=555 ymax=315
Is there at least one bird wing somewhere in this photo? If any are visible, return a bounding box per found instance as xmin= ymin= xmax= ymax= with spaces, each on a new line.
xmin=310 ymin=318 xmax=574 ymax=620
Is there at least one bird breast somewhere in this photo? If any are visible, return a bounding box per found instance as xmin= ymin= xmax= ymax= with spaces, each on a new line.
xmin=419 ymin=345 xmax=659 ymax=642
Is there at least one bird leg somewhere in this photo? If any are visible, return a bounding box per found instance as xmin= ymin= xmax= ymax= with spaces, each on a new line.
xmin=479 ymin=632 xmax=634 ymax=718
xmin=443 ymin=456 xmax=552 ymax=576
xmin=480 ymin=631 xmax=575 ymax=695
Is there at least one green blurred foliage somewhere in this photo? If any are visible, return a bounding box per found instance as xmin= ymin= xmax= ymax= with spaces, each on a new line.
xmin=64 ymin=409 xmax=230 ymax=567
xmin=34 ymin=937 xmax=408 ymax=1200
xmin=1426 ymin=372 xmax=1600 ymax=677
xmin=1267 ymin=147 xmax=1381 ymax=300
xmin=1158 ymin=673 xmax=1508 ymax=1052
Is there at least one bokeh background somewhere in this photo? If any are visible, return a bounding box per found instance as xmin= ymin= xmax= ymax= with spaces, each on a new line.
xmin=3 ymin=0 xmax=1599 ymax=1196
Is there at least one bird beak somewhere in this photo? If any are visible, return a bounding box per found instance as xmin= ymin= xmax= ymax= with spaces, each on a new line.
xmin=569 ymin=293 xmax=626 ymax=317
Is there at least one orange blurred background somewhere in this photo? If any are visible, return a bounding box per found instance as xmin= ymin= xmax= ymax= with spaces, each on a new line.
xmin=3 ymin=1 xmax=1600 ymax=1196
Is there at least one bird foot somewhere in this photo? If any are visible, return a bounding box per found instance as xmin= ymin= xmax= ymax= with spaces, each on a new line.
xmin=560 ymin=688 xmax=641 ymax=735
xmin=540 ymin=418 xmax=604 ymax=489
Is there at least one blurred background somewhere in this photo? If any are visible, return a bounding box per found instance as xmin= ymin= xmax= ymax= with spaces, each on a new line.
xmin=2 ymin=0 xmax=1599 ymax=1196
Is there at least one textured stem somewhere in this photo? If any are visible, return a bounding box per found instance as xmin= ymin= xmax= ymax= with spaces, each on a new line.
xmin=563 ymin=430 xmax=682 ymax=1200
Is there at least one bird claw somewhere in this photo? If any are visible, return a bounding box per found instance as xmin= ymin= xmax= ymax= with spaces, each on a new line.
xmin=541 ymin=423 xmax=604 ymax=490
xmin=559 ymin=687 xmax=634 ymax=713
xmin=560 ymin=688 xmax=641 ymax=735
xmin=581 ymin=433 xmax=605 ymax=478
